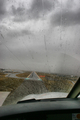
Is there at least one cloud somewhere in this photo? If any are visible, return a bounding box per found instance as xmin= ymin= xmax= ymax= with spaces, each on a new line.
xmin=11 ymin=5 xmax=27 ymax=22
xmin=11 ymin=0 xmax=57 ymax=22
xmin=28 ymin=0 xmax=53 ymax=19
xmin=7 ymin=29 xmax=33 ymax=38
xmin=12 ymin=5 xmax=25 ymax=16
xmin=0 ymin=0 xmax=7 ymax=19
xmin=51 ymin=2 xmax=80 ymax=26
xmin=0 ymin=0 xmax=6 ymax=15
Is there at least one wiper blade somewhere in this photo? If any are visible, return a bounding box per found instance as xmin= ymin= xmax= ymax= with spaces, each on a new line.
xmin=17 ymin=98 xmax=56 ymax=104
xmin=17 ymin=98 xmax=78 ymax=104
xmin=17 ymin=99 xmax=41 ymax=104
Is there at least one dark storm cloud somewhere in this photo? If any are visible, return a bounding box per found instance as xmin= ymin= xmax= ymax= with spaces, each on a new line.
xmin=7 ymin=29 xmax=33 ymax=38
xmin=66 ymin=0 xmax=74 ymax=8
xmin=11 ymin=0 xmax=57 ymax=22
xmin=11 ymin=5 xmax=27 ymax=22
xmin=0 ymin=0 xmax=6 ymax=15
xmin=0 ymin=0 xmax=7 ymax=19
xmin=12 ymin=5 xmax=25 ymax=16
xmin=28 ymin=0 xmax=54 ymax=19
xmin=51 ymin=8 xmax=80 ymax=27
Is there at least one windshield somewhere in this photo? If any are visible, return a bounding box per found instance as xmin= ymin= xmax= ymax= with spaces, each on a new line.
xmin=0 ymin=0 xmax=79 ymax=106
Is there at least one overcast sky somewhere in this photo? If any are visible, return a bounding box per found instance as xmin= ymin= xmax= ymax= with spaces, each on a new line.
xmin=0 ymin=0 xmax=80 ymax=76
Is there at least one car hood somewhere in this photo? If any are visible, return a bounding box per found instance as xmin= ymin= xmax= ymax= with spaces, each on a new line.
xmin=20 ymin=92 xmax=68 ymax=101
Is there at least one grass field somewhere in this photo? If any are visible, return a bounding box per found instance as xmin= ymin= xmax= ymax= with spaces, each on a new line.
xmin=0 ymin=71 xmax=78 ymax=93
xmin=37 ymin=72 xmax=78 ymax=92
xmin=16 ymin=72 xmax=31 ymax=77
xmin=0 ymin=72 xmax=7 ymax=78
xmin=0 ymin=72 xmax=24 ymax=91
xmin=41 ymin=77 xmax=74 ymax=92
xmin=37 ymin=72 xmax=78 ymax=81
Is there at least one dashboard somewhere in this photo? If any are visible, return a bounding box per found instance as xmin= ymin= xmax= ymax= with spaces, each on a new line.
xmin=0 ymin=98 xmax=80 ymax=120
xmin=1 ymin=112 xmax=80 ymax=120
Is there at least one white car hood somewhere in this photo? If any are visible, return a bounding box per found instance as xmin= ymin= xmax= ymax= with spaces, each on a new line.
xmin=20 ymin=92 xmax=68 ymax=101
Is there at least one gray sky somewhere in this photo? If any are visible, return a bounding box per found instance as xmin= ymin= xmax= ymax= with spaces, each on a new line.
xmin=0 ymin=0 xmax=80 ymax=76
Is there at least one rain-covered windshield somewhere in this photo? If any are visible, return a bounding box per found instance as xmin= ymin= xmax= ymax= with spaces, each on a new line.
xmin=0 ymin=0 xmax=79 ymax=106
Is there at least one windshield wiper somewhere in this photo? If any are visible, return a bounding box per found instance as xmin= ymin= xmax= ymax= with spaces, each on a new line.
xmin=17 ymin=98 xmax=79 ymax=104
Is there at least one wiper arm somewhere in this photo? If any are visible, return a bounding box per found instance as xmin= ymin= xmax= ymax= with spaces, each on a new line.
xmin=17 ymin=99 xmax=41 ymax=104
xmin=17 ymin=97 xmax=78 ymax=104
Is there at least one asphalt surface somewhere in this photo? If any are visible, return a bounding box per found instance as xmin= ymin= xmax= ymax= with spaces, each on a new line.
xmin=5 ymin=73 xmax=25 ymax=79
xmin=3 ymin=80 xmax=48 ymax=106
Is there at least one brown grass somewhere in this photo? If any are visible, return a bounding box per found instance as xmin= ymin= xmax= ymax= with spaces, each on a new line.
xmin=0 ymin=71 xmax=78 ymax=93
xmin=37 ymin=72 xmax=78 ymax=92
xmin=38 ymin=72 xmax=78 ymax=93
xmin=37 ymin=72 xmax=78 ymax=80
xmin=0 ymin=72 xmax=7 ymax=78
xmin=0 ymin=74 xmax=7 ymax=78
xmin=0 ymin=72 xmax=6 ymax=75
xmin=41 ymin=77 xmax=74 ymax=92
xmin=0 ymin=76 xmax=24 ymax=91
xmin=16 ymin=72 xmax=31 ymax=77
